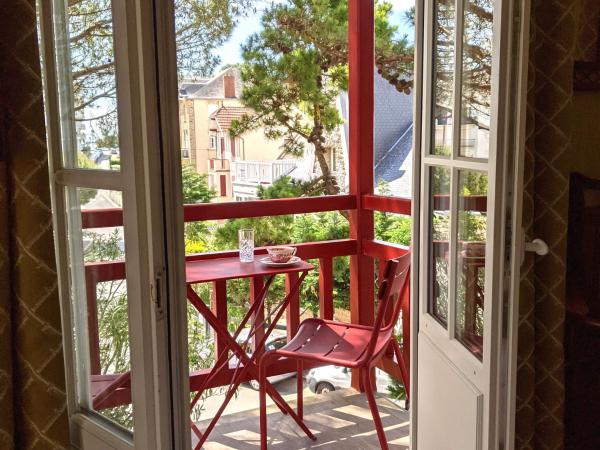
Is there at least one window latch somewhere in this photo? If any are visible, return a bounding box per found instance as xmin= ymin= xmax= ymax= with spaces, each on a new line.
xmin=152 ymin=269 xmax=165 ymax=319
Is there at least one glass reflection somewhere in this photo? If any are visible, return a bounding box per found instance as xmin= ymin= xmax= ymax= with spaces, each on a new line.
xmin=431 ymin=0 xmax=456 ymax=156
xmin=459 ymin=0 xmax=493 ymax=158
xmin=429 ymin=166 xmax=451 ymax=326
xmin=455 ymin=170 xmax=488 ymax=359
xmin=67 ymin=188 xmax=132 ymax=431
xmin=59 ymin=0 xmax=121 ymax=170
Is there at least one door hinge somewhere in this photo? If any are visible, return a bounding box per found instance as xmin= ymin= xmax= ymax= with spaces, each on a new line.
xmin=152 ymin=269 xmax=166 ymax=319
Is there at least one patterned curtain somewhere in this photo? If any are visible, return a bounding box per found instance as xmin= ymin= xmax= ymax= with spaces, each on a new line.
xmin=516 ymin=0 xmax=599 ymax=448
xmin=0 ymin=0 xmax=70 ymax=448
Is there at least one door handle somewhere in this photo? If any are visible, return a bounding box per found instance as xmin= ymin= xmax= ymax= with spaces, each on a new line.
xmin=524 ymin=238 xmax=549 ymax=256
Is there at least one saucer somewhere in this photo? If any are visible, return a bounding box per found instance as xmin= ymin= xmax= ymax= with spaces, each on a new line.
xmin=259 ymin=256 xmax=301 ymax=267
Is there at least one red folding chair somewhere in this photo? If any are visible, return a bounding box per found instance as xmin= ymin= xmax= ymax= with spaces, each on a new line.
xmin=258 ymin=253 xmax=410 ymax=450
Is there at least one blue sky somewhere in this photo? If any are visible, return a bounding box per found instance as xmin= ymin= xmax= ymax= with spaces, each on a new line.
xmin=217 ymin=0 xmax=415 ymax=70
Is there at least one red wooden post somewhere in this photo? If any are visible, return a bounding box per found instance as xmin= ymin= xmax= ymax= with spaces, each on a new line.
xmin=250 ymin=276 xmax=265 ymax=353
xmin=348 ymin=0 xmax=375 ymax=389
xmin=285 ymin=273 xmax=300 ymax=341
xmin=318 ymin=257 xmax=334 ymax=320
xmin=211 ymin=280 xmax=228 ymax=356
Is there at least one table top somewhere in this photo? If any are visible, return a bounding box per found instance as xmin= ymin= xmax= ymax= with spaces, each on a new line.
xmin=186 ymin=256 xmax=314 ymax=284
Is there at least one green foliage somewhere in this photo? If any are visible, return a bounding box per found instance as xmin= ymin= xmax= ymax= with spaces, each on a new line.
xmin=257 ymin=176 xmax=304 ymax=199
xmin=182 ymin=164 xmax=217 ymax=204
xmin=233 ymin=0 xmax=412 ymax=195
xmin=182 ymin=165 xmax=216 ymax=252
xmin=78 ymin=152 xmax=98 ymax=205
xmin=375 ymin=212 xmax=411 ymax=246
xmin=109 ymin=155 xmax=120 ymax=170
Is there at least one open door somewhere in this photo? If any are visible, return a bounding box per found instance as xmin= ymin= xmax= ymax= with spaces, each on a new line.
xmin=411 ymin=0 xmax=530 ymax=448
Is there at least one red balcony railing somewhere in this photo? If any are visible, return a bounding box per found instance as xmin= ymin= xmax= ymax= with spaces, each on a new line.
xmin=83 ymin=194 xmax=412 ymax=410
xmin=82 ymin=193 xmax=487 ymax=410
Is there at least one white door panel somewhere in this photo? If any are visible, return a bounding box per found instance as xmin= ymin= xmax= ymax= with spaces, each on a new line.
xmin=417 ymin=333 xmax=483 ymax=450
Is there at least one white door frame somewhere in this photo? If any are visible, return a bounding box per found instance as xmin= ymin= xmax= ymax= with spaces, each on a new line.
xmin=409 ymin=0 xmax=532 ymax=448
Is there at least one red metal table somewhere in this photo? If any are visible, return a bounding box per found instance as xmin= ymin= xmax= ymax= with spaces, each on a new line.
xmin=185 ymin=257 xmax=315 ymax=449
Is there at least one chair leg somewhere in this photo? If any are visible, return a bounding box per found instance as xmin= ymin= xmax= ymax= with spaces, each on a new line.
xmin=260 ymin=361 xmax=268 ymax=450
xmin=297 ymin=360 xmax=303 ymax=420
xmin=391 ymin=338 xmax=410 ymax=407
xmin=364 ymin=367 xmax=389 ymax=450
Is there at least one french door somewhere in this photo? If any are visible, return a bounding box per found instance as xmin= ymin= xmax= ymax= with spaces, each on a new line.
xmin=39 ymin=0 xmax=178 ymax=448
xmin=411 ymin=0 xmax=530 ymax=448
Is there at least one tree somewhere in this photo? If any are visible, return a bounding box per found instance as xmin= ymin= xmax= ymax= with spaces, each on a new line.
xmin=181 ymin=164 xmax=217 ymax=204
xmin=182 ymin=164 xmax=217 ymax=253
xmin=231 ymin=0 xmax=412 ymax=196
xmin=95 ymin=115 xmax=119 ymax=148
xmin=67 ymin=0 xmax=252 ymax=128
xmin=432 ymin=0 xmax=493 ymax=118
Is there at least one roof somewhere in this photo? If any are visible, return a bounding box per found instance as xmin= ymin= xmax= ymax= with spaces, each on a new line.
xmin=338 ymin=72 xmax=414 ymax=197
xmin=210 ymin=106 xmax=254 ymax=132
xmin=179 ymin=67 xmax=243 ymax=99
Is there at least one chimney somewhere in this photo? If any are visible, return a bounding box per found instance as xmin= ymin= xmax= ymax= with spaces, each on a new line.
xmin=223 ymin=75 xmax=235 ymax=98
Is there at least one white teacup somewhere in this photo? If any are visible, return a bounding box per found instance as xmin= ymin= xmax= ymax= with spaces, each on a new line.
xmin=267 ymin=246 xmax=297 ymax=263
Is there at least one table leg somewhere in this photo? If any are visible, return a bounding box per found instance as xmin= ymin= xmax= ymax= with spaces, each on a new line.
xmin=285 ymin=272 xmax=300 ymax=341
xmin=189 ymin=277 xmax=274 ymax=400
xmin=187 ymin=274 xmax=314 ymax=447
xmin=187 ymin=284 xmax=292 ymax=427
xmin=211 ymin=280 xmax=228 ymax=357
xmin=250 ymin=276 xmax=265 ymax=355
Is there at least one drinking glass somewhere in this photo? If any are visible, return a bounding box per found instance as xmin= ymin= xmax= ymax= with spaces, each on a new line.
xmin=239 ymin=229 xmax=255 ymax=263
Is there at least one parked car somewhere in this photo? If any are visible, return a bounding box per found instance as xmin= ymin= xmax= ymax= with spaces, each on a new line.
xmin=232 ymin=329 xmax=294 ymax=390
xmin=306 ymin=365 xmax=392 ymax=394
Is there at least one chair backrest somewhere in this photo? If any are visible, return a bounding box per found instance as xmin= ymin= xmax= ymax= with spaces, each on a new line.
xmin=365 ymin=252 xmax=411 ymax=360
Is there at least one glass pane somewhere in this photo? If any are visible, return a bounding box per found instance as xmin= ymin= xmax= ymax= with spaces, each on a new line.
xmin=428 ymin=166 xmax=450 ymax=326
xmin=56 ymin=0 xmax=121 ymax=170
xmin=431 ymin=0 xmax=456 ymax=156
xmin=66 ymin=188 xmax=133 ymax=432
xmin=459 ymin=0 xmax=493 ymax=158
xmin=455 ymin=170 xmax=488 ymax=359
xmin=373 ymin=0 xmax=415 ymax=198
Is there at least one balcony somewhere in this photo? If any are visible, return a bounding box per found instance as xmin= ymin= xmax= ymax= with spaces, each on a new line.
xmin=233 ymin=160 xmax=298 ymax=185
xmin=80 ymin=193 xmax=413 ymax=447
xmin=209 ymin=158 xmax=230 ymax=171
xmin=79 ymin=190 xmax=489 ymax=447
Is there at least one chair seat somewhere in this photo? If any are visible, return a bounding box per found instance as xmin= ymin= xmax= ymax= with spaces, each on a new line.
xmin=275 ymin=318 xmax=392 ymax=367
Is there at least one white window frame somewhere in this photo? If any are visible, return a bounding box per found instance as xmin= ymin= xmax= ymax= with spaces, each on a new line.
xmin=38 ymin=0 xmax=182 ymax=448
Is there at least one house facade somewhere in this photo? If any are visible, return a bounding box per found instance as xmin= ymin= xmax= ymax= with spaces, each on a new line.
xmin=178 ymin=68 xmax=291 ymax=201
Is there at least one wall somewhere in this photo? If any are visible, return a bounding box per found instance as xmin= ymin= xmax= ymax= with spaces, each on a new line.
xmin=572 ymin=92 xmax=600 ymax=180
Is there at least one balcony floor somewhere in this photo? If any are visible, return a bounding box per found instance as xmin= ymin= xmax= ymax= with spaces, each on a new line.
xmin=196 ymin=389 xmax=410 ymax=449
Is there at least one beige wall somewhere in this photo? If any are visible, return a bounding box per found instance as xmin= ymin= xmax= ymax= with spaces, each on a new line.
xmin=239 ymin=128 xmax=283 ymax=161
xmin=572 ymin=91 xmax=600 ymax=179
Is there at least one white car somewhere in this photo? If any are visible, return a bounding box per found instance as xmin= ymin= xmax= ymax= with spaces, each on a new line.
xmin=306 ymin=365 xmax=392 ymax=394
xmin=232 ymin=329 xmax=295 ymax=390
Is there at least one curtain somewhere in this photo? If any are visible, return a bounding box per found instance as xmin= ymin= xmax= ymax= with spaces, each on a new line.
xmin=0 ymin=0 xmax=70 ymax=448
xmin=516 ymin=0 xmax=599 ymax=448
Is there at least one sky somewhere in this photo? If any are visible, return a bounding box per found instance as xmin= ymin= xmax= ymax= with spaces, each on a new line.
xmin=217 ymin=0 xmax=415 ymax=71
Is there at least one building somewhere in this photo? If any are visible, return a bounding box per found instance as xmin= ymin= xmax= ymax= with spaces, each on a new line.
xmin=178 ymin=68 xmax=291 ymax=201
